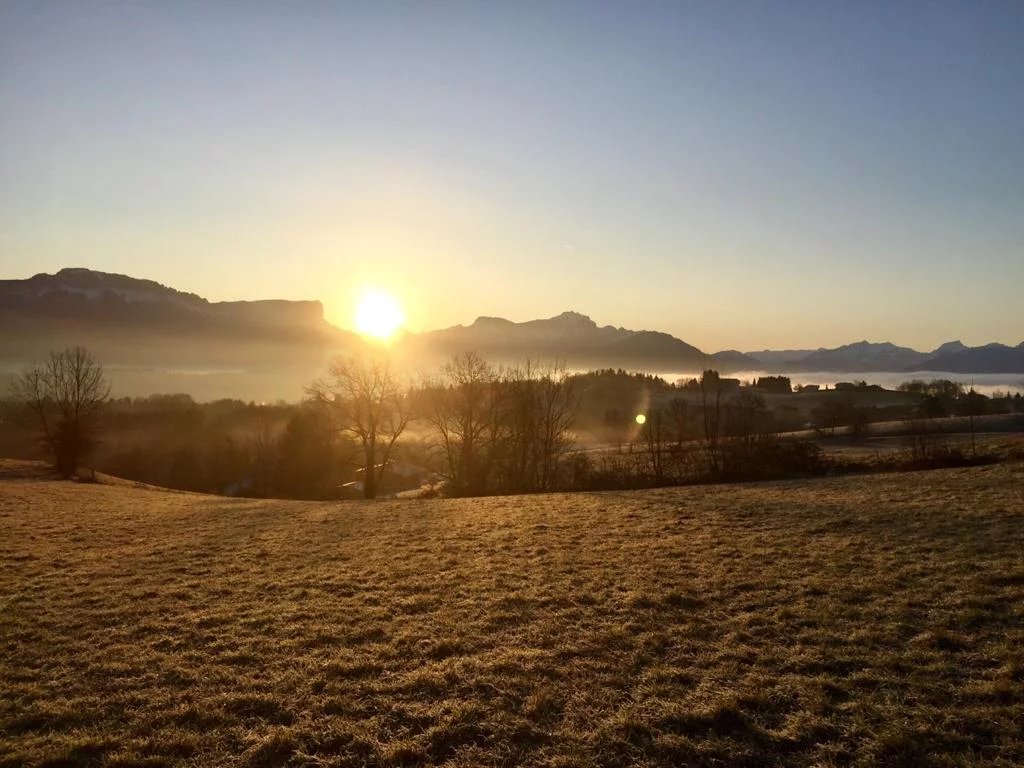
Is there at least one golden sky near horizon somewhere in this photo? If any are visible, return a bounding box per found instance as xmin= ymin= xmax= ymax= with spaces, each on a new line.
xmin=2 ymin=3 xmax=1022 ymax=351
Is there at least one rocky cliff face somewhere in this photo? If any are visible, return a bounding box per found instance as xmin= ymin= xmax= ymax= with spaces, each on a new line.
xmin=0 ymin=268 xmax=331 ymax=334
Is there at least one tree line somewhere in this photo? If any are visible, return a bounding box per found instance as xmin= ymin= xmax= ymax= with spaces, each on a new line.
xmin=7 ymin=347 xmax=1022 ymax=497
xmin=310 ymin=352 xmax=578 ymax=498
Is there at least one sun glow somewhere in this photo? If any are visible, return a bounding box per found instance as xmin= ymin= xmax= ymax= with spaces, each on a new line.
xmin=355 ymin=290 xmax=404 ymax=340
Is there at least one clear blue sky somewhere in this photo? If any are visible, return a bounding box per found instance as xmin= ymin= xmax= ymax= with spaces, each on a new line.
xmin=1 ymin=1 xmax=1022 ymax=350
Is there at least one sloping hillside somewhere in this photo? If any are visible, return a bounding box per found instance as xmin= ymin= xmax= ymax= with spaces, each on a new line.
xmin=2 ymin=462 xmax=1023 ymax=766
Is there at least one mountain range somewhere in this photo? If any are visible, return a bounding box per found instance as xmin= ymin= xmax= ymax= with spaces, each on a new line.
xmin=403 ymin=311 xmax=745 ymax=371
xmin=2 ymin=270 xmax=1023 ymax=384
xmin=744 ymin=339 xmax=1024 ymax=374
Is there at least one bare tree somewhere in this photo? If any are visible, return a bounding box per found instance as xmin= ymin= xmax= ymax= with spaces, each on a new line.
xmin=965 ymin=384 xmax=980 ymax=457
xmin=724 ymin=390 xmax=769 ymax=445
xmin=903 ymin=404 xmax=949 ymax=462
xmin=425 ymin=352 xmax=505 ymax=496
xmin=308 ymin=354 xmax=410 ymax=499
xmin=501 ymin=361 xmax=579 ymax=492
xmin=699 ymin=370 xmax=724 ymax=477
xmin=666 ymin=396 xmax=695 ymax=449
xmin=641 ymin=404 xmax=669 ymax=483
xmin=541 ymin=371 xmax=578 ymax=489
xmin=11 ymin=347 xmax=110 ymax=477
xmin=248 ymin=408 xmax=276 ymax=498
xmin=501 ymin=360 xmax=542 ymax=492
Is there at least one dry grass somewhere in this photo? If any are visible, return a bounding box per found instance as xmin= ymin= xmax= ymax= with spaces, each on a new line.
xmin=2 ymin=459 xmax=1023 ymax=767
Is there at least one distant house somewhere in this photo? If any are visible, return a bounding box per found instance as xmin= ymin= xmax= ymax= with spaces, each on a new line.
xmin=719 ymin=378 xmax=741 ymax=393
xmin=753 ymin=375 xmax=793 ymax=395
xmin=835 ymin=382 xmax=857 ymax=391
xmin=797 ymin=384 xmax=820 ymax=393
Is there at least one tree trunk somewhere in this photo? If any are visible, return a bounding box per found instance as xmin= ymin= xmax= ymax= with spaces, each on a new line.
xmin=363 ymin=440 xmax=377 ymax=499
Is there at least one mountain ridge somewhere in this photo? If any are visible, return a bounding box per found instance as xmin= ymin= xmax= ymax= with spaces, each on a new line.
xmin=406 ymin=309 xmax=737 ymax=370
xmin=2 ymin=268 xmax=1022 ymax=374
xmin=743 ymin=339 xmax=1024 ymax=374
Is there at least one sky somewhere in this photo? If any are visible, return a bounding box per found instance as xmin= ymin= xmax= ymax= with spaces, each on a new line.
xmin=1 ymin=1 xmax=1022 ymax=352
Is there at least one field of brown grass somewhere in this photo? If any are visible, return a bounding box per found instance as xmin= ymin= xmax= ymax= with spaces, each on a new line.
xmin=2 ymin=459 xmax=1023 ymax=767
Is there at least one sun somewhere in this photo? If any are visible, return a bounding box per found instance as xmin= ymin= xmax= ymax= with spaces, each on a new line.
xmin=354 ymin=290 xmax=404 ymax=340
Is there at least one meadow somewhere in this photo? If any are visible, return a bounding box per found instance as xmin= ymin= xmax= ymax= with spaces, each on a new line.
xmin=2 ymin=459 xmax=1023 ymax=767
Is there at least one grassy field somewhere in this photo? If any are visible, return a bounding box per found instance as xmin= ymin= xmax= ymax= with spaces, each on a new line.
xmin=2 ymin=459 xmax=1023 ymax=767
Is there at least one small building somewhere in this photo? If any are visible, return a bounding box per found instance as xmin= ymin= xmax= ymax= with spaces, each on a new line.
xmin=719 ymin=378 xmax=741 ymax=393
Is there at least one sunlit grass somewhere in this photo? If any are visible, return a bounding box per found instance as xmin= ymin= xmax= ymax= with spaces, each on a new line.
xmin=1 ymin=460 xmax=1023 ymax=766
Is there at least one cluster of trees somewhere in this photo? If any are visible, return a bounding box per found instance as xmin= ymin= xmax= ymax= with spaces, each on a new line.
xmin=0 ymin=349 xmax=827 ymax=495
xmin=317 ymin=360 xmax=808 ymax=492
xmin=897 ymin=378 xmax=1023 ymax=462
xmin=3 ymin=349 xmax=576 ymax=498
xmin=896 ymin=378 xmax=1022 ymax=418
xmin=421 ymin=354 xmax=577 ymax=496
xmin=3 ymin=357 xmax=353 ymax=495
xmin=302 ymin=352 xmax=578 ymax=498
xmin=811 ymin=397 xmax=871 ymax=438
xmin=10 ymin=348 xmax=1019 ymax=498
xmin=630 ymin=370 xmax=821 ymax=483
xmin=119 ymin=404 xmax=348 ymax=498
